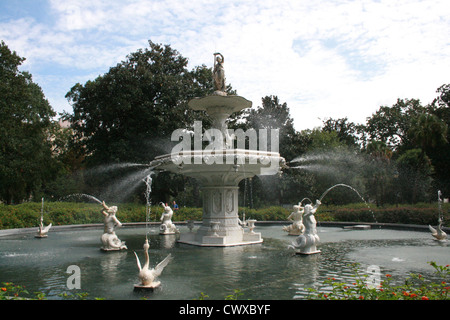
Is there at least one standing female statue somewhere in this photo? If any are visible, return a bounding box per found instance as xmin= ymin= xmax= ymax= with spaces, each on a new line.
xmin=213 ymin=53 xmax=226 ymax=94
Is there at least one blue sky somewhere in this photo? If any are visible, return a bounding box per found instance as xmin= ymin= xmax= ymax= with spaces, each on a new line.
xmin=1 ymin=0 xmax=449 ymax=130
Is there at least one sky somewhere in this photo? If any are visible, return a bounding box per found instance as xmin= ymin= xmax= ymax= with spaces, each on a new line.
xmin=1 ymin=0 xmax=449 ymax=131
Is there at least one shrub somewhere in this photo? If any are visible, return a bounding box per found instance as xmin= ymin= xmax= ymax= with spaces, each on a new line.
xmin=0 ymin=201 xmax=448 ymax=229
xmin=306 ymin=262 xmax=449 ymax=300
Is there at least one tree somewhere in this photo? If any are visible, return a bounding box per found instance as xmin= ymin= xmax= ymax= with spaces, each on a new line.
xmin=396 ymin=149 xmax=433 ymax=203
xmin=428 ymin=84 xmax=450 ymax=195
xmin=65 ymin=41 xmax=219 ymax=203
xmin=408 ymin=113 xmax=447 ymax=158
xmin=0 ymin=41 xmax=58 ymax=204
xmin=322 ymin=117 xmax=359 ymax=147
xmin=363 ymin=98 xmax=426 ymax=150
xmin=239 ymin=96 xmax=305 ymax=205
xmin=364 ymin=141 xmax=394 ymax=206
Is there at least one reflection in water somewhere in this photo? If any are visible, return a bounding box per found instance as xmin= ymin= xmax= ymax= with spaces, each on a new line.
xmin=0 ymin=225 xmax=447 ymax=300
xmin=100 ymin=251 xmax=128 ymax=283
xmin=160 ymin=234 xmax=177 ymax=249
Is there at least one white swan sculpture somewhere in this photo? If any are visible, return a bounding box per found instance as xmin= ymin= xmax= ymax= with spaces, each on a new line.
xmin=35 ymin=198 xmax=52 ymax=238
xmin=134 ymin=239 xmax=173 ymax=290
xmin=429 ymin=217 xmax=447 ymax=241
xmin=36 ymin=216 xmax=52 ymax=238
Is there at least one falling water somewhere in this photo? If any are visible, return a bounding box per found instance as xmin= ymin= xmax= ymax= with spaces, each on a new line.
xmin=143 ymin=173 xmax=154 ymax=238
xmin=299 ymin=198 xmax=312 ymax=206
xmin=40 ymin=197 xmax=44 ymax=220
xmin=319 ymin=184 xmax=377 ymax=223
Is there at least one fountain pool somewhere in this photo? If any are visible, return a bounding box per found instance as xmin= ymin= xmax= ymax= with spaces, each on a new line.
xmin=0 ymin=224 xmax=447 ymax=300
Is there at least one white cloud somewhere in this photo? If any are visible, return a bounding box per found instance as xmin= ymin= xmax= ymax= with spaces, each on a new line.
xmin=1 ymin=0 xmax=449 ymax=130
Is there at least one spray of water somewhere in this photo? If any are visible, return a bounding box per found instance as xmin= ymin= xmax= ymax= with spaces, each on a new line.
xmin=319 ymin=184 xmax=377 ymax=223
xmin=98 ymin=167 xmax=154 ymax=203
xmin=84 ymin=162 xmax=150 ymax=175
xmin=59 ymin=193 xmax=102 ymax=204
xmin=143 ymin=173 xmax=154 ymax=238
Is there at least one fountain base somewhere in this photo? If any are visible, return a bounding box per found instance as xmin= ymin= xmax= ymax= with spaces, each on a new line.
xmin=295 ymin=250 xmax=321 ymax=255
xmin=178 ymin=232 xmax=262 ymax=247
xmin=133 ymin=282 xmax=161 ymax=291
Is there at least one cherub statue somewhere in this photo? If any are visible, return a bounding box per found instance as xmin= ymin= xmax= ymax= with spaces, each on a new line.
xmin=289 ymin=200 xmax=322 ymax=254
xmin=283 ymin=203 xmax=305 ymax=236
xmin=100 ymin=201 xmax=127 ymax=251
xmin=159 ymin=202 xmax=179 ymax=235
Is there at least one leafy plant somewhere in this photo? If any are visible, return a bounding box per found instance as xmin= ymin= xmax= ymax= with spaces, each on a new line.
xmin=306 ymin=262 xmax=449 ymax=300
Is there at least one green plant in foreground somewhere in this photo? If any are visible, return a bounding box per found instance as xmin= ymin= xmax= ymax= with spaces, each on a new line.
xmin=306 ymin=262 xmax=449 ymax=300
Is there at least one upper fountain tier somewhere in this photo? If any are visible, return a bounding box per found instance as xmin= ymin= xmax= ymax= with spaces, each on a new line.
xmin=150 ymin=52 xmax=285 ymax=184
xmin=148 ymin=53 xmax=284 ymax=246
xmin=149 ymin=93 xmax=285 ymax=184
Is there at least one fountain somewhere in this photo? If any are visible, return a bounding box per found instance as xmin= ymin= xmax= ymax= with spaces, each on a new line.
xmin=35 ymin=198 xmax=52 ymax=238
xmin=100 ymin=201 xmax=127 ymax=251
xmin=149 ymin=53 xmax=284 ymax=246
xmin=3 ymin=53 xmax=449 ymax=302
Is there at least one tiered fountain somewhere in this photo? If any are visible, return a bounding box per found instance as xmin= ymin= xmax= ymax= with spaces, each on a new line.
xmin=149 ymin=53 xmax=285 ymax=246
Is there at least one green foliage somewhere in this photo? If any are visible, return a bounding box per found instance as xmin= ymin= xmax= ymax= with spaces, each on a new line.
xmin=0 ymin=41 xmax=59 ymax=204
xmin=306 ymin=262 xmax=449 ymax=300
xmin=0 ymin=201 xmax=448 ymax=230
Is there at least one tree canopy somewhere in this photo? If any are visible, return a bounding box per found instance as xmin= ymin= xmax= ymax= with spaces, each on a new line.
xmin=0 ymin=41 xmax=58 ymax=204
xmin=1 ymin=39 xmax=449 ymax=206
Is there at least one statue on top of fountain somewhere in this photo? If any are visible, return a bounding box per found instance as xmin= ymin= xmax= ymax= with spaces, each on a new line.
xmin=283 ymin=203 xmax=305 ymax=236
xmin=159 ymin=203 xmax=179 ymax=235
xmin=100 ymin=201 xmax=127 ymax=251
xmin=289 ymin=200 xmax=321 ymax=254
xmin=213 ymin=52 xmax=226 ymax=96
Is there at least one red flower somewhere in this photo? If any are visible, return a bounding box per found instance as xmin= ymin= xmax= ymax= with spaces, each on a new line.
xmin=410 ymin=293 xmax=417 ymax=298
xmin=422 ymin=296 xmax=429 ymax=300
xmin=385 ymin=274 xmax=392 ymax=278
xmin=1 ymin=288 xmax=6 ymax=292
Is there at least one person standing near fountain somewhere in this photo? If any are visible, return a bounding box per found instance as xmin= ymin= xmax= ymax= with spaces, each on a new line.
xmin=289 ymin=200 xmax=321 ymax=254
xmin=100 ymin=201 xmax=127 ymax=251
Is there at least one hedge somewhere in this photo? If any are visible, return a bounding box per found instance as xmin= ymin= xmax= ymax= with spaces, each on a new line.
xmin=0 ymin=202 xmax=448 ymax=230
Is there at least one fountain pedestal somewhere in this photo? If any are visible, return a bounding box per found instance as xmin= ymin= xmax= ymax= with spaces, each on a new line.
xmin=150 ymin=95 xmax=283 ymax=246
xmin=153 ymin=152 xmax=273 ymax=246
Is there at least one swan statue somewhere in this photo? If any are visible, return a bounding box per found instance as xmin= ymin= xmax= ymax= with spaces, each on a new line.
xmin=429 ymin=217 xmax=447 ymax=241
xmin=36 ymin=216 xmax=52 ymax=238
xmin=35 ymin=198 xmax=52 ymax=238
xmin=134 ymin=238 xmax=173 ymax=289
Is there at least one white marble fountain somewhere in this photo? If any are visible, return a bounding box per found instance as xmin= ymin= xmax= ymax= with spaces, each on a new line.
xmin=149 ymin=53 xmax=285 ymax=246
